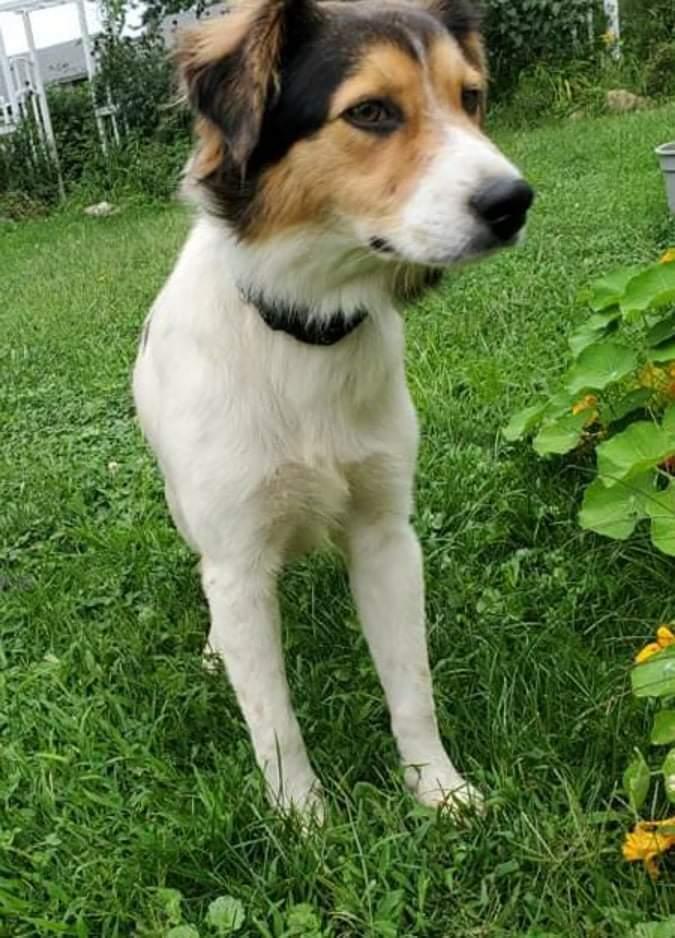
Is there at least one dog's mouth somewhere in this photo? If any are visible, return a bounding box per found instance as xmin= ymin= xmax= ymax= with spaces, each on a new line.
xmin=368 ymin=236 xmax=398 ymax=256
xmin=367 ymin=228 xmax=523 ymax=269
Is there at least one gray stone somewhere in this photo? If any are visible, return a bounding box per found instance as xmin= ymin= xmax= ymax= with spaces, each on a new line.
xmin=606 ymin=89 xmax=651 ymax=113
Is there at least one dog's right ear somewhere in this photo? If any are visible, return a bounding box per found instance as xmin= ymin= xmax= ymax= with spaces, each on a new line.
xmin=177 ymin=0 xmax=318 ymax=170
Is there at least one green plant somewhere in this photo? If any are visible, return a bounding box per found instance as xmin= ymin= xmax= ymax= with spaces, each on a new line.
xmin=644 ymin=43 xmax=675 ymax=100
xmin=622 ymin=0 xmax=675 ymax=58
xmin=484 ymin=0 xmax=604 ymax=90
xmin=505 ymin=255 xmax=675 ymax=557
xmin=621 ymin=624 xmax=675 ymax=879
xmin=0 ymin=108 xmax=61 ymax=206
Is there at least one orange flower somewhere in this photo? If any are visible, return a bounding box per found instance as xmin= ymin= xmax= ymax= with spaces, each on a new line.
xmin=571 ymin=394 xmax=599 ymax=425
xmin=639 ymin=363 xmax=667 ymax=390
xmin=660 ymin=248 xmax=675 ymax=265
xmin=623 ymin=818 xmax=675 ymax=878
xmin=635 ymin=625 xmax=675 ymax=663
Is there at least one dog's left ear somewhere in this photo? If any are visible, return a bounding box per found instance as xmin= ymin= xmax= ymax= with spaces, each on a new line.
xmin=177 ymin=0 xmax=319 ymax=169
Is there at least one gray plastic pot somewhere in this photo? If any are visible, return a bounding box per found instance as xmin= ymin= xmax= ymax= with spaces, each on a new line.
xmin=656 ymin=142 xmax=675 ymax=213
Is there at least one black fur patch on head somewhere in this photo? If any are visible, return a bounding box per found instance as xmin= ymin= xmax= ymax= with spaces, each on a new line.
xmin=428 ymin=0 xmax=482 ymax=37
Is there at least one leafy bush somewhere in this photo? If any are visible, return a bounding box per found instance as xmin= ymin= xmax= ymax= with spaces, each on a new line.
xmin=0 ymin=99 xmax=61 ymax=202
xmin=49 ymin=84 xmax=99 ymax=182
xmin=621 ymin=0 xmax=675 ymax=57
xmin=489 ymin=51 xmax=650 ymax=126
xmin=94 ymin=29 xmax=190 ymax=142
xmin=504 ymin=253 xmax=675 ymax=557
xmin=644 ymin=42 xmax=675 ymax=100
xmin=76 ymin=133 xmax=190 ymax=203
xmin=484 ymin=0 xmax=603 ymax=89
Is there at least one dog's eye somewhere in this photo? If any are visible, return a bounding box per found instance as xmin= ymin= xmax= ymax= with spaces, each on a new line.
xmin=462 ymin=88 xmax=482 ymax=116
xmin=343 ymin=99 xmax=402 ymax=133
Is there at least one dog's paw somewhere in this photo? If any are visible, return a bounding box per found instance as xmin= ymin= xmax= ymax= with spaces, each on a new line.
xmin=404 ymin=762 xmax=483 ymax=817
xmin=270 ymin=775 xmax=326 ymax=828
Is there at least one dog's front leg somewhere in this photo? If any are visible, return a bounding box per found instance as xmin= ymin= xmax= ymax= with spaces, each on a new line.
xmin=347 ymin=518 xmax=482 ymax=813
xmin=201 ymin=557 xmax=323 ymax=820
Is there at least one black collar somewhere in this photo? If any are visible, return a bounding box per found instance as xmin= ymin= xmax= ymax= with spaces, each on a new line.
xmin=242 ymin=289 xmax=368 ymax=346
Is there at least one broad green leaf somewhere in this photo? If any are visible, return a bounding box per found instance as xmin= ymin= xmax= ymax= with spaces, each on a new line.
xmin=533 ymin=412 xmax=587 ymax=456
xmin=623 ymin=750 xmax=651 ymax=811
xmin=597 ymin=422 xmax=675 ymax=485
xmin=622 ymin=263 xmax=675 ymax=316
xmin=664 ymin=405 xmax=675 ymax=434
xmin=587 ymin=266 xmax=640 ymax=311
xmin=647 ymin=310 xmax=675 ymax=347
xmin=167 ymin=928 xmax=200 ymax=938
xmin=568 ymin=310 xmax=621 ymax=357
xmin=632 ymin=646 xmax=675 ymax=698
xmin=503 ymin=402 xmax=546 ymax=442
xmin=651 ymin=711 xmax=675 ymax=745
xmin=647 ymin=484 xmax=675 ymax=557
xmin=603 ymin=388 xmax=652 ymax=424
xmin=578 ymin=474 xmax=651 ymax=540
xmin=541 ymin=389 xmax=579 ymax=419
xmin=648 ymin=341 xmax=675 ymax=363
xmin=564 ymin=341 xmax=638 ymax=394
xmin=663 ymin=749 xmax=675 ymax=803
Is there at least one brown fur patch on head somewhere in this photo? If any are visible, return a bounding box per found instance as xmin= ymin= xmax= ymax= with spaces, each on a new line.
xmin=427 ymin=32 xmax=486 ymax=124
xmin=246 ymin=41 xmax=434 ymax=237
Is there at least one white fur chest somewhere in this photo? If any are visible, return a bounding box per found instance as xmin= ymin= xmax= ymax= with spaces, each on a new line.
xmin=133 ymin=217 xmax=418 ymax=560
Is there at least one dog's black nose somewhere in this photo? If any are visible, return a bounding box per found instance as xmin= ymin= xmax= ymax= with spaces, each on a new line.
xmin=470 ymin=178 xmax=535 ymax=242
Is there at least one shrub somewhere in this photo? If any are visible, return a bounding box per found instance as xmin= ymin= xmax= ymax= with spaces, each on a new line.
xmin=644 ymin=42 xmax=675 ymax=100
xmin=621 ymin=0 xmax=675 ymax=57
xmin=483 ymin=0 xmax=603 ymax=90
xmin=49 ymin=83 xmax=99 ymax=183
xmin=94 ymin=29 xmax=189 ymax=141
xmin=0 ymin=111 xmax=61 ymax=206
xmin=76 ymin=133 xmax=190 ymax=203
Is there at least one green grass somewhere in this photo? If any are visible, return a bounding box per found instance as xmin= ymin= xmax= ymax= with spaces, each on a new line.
xmin=2 ymin=105 xmax=675 ymax=938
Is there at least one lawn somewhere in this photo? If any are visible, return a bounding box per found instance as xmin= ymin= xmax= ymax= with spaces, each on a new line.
xmin=2 ymin=105 xmax=675 ymax=938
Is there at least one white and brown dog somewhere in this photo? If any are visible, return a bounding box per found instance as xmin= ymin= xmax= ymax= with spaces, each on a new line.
xmin=133 ymin=0 xmax=533 ymax=820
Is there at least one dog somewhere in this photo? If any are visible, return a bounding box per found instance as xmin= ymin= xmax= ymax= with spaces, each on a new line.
xmin=133 ymin=0 xmax=534 ymax=820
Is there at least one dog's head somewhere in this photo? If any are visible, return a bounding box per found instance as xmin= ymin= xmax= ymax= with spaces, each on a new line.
xmin=178 ymin=0 xmax=533 ymax=278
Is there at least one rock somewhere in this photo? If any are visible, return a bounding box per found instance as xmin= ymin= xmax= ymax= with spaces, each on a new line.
xmin=84 ymin=201 xmax=118 ymax=217
xmin=606 ymin=89 xmax=651 ymax=113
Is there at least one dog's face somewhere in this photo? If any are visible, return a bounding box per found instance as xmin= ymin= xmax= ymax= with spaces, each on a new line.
xmin=180 ymin=0 xmax=533 ymax=275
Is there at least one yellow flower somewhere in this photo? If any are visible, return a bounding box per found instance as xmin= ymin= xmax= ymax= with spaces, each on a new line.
xmin=635 ymin=625 xmax=675 ymax=663
xmin=601 ymin=29 xmax=617 ymax=46
xmin=623 ymin=818 xmax=675 ymax=878
xmin=571 ymin=394 xmax=599 ymax=426
xmin=660 ymin=248 xmax=675 ymax=265
xmin=638 ymin=363 xmax=666 ymax=390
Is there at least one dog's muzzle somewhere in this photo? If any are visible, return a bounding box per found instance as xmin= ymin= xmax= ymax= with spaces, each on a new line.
xmin=470 ymin=178 xmax=535 ymax=244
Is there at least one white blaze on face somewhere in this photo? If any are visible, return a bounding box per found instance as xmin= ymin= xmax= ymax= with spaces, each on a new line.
xmin=393 ymin=126 xmax=524 ymax=266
